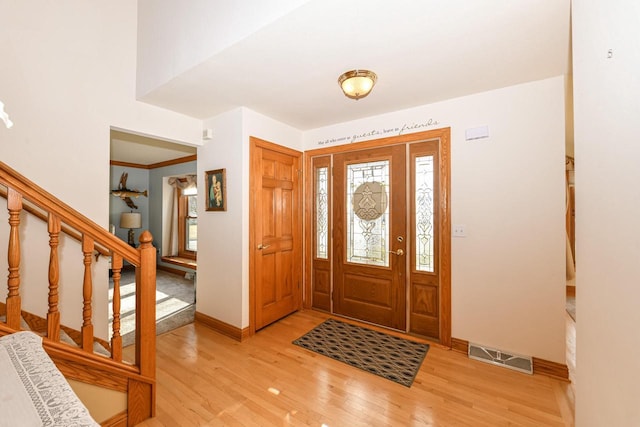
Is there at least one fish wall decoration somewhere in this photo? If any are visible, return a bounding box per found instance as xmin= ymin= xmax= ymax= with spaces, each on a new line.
xmin=112 ymin=172 xmax=147 ymax=209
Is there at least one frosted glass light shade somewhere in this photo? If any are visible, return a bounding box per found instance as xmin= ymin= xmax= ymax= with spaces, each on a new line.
xmin=120 ymin=212 xmax=141 ymax=229
xmin=338 ymin=70 xmax=377 ymax=100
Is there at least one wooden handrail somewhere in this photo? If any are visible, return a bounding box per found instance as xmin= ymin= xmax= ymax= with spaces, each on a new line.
xmin=0 ymin=160 xmax=156 ymax=424
xmin=0 ymin=186 xmax=110 ymax=257
xmin=0 ymin=164 xmax=135 ymax=262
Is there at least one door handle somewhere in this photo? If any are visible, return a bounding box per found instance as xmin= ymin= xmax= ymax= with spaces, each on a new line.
xmin=389 ymin=249 xmax=404 ymax=256
xmin=257 ymin=244 xmax=271 ymax=250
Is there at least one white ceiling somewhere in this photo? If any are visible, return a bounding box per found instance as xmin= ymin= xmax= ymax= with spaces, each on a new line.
xmin=110 ymin=130 xmax=196 ymax=166
xmin=114 ymin=0 xmax=571 ymax=163
xmin=140 ymin=0 xmax=571 ymax=129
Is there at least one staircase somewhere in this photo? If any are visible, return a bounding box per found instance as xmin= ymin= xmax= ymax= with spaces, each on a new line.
xmin=0 ymin=161 xmax=156 ymax=427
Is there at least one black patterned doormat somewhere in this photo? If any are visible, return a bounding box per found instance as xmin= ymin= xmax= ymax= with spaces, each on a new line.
xmin=292 ymin=318 xmax=429 ymax=387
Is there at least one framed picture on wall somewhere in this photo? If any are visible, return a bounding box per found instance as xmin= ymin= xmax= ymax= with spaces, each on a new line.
xmin=205 ymin=168 xmax=226 ymax=211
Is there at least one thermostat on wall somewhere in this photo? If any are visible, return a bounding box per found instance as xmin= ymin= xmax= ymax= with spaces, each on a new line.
xmin=465 ymin=125 xmax=489 ymax=141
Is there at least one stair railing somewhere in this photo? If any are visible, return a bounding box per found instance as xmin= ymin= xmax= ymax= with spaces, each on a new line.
xmin=0 ymin=161 xmax=156 ymax=421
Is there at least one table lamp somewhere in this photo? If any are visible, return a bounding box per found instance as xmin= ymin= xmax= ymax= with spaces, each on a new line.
xmin=119 ymin=212 xmax=142 ymax=247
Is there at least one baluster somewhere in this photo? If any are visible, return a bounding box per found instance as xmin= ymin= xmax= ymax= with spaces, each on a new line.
xmin=6 ymin=188 xmax=22 ymax=330
xmin=47 ymin=214 xmax=61 ymax=341
xmin=110 ymin=253 xmax=123 ymax=362
xmin=81 ymin=235 xmax=94 ymax=352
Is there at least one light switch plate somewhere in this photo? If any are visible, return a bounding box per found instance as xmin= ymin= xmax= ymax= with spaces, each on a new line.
xmin=453 ymin=224 xmax=466 ymax=237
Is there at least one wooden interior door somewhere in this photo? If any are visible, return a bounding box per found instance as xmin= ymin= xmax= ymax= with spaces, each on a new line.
xmin=251 ymin=138 xmax=302 ymax=331
xmin=332 ymin=145 xmax=407 ymax=330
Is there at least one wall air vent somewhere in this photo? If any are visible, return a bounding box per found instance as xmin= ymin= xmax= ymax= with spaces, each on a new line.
xmin=468 ymin=343 xmax=533 ymax=374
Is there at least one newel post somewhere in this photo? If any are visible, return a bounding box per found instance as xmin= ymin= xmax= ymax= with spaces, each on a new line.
xmin=135 ymin=230 xmax=156 ymax=379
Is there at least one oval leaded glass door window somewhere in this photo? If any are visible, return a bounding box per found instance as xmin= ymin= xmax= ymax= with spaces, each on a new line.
xmin=352 ymin=181 xmax=388 ymax=221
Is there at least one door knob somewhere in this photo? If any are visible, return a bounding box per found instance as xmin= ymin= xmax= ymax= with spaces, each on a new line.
xmin=389 ymin=249 xmax=404 ymax=256
xmin=257 ymin=244 xmax=271 ymax=250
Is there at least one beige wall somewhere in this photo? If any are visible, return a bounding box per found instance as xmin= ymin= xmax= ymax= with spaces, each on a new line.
xmin=196 ymin=108 xmax=302 ymax=328
xmin=305 ymin=76 xmax=567 ymax=363
xmin=573 ymin=1 xmax=640 ymax=425
xmin=0 ymin=1 xmax=201 ymax=338
xmin=196 ymin=77 xmax=566 ymax=364
xmin=68 ymin=380 xmax=126 ymax=424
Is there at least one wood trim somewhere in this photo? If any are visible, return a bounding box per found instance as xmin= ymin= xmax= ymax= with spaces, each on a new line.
xmin=128 ymin=379 xmax=154 ymax=425
xmin=177 ymin=187 xmax=197 ymax=259
xmin=195 ymin=311 xmax=250 ymax=342
xmin=54 ymin=356 xmax=128 ymax=392
xmin=439 ymin=129 xmax=452 ymax=348
xmin=100 ymin=411 xmax=127 ymax=427
xmin=148 ymin=154 xmax=197 ymax=169
xmin=110 ymin=154 xmax=197 ymax=170
xmin=0 ymin=320 xmax=155 ymax=392
xmin=160 ymin=256 xmax=198 ymax=274
xmin=157 ymin=263 xmax=194 ymax=275
xmin=249 ymin=141 xmax=258 ymax=336
xmin=303 ymin=153 xmax=313 ymax=310
xmin=532 ymin=357 xmax=570 ymax=381
xmin=451 ymin=337 xmax=469 ymax=354
xmin=305 ymin=129 xmax=450 ymax=157
xmin=110 ymin=160 xmax=151 ymax=169
xmin=303 ymin=128 xmax=452 ymax=346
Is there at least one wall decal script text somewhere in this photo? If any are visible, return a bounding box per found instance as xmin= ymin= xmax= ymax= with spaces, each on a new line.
xmin=316 ymin=118 xmax=440 ymax=146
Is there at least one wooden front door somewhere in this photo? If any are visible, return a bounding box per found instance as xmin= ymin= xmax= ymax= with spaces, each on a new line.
xmin=308 ymin=129 xmax=451 ymax=344
xmin=251 ymin=137 xmax=302 ymax=331
xmin=332 ymin=144 xmax=407 ymax=330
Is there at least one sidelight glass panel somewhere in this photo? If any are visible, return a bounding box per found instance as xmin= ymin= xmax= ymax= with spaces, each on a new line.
xmin=346 ymin=160 xmax=389 ymax=266
xmin=415 ymin=155 xmax=434 ymax=272
xmin=315 ymin=166 xmax=329 ymax=259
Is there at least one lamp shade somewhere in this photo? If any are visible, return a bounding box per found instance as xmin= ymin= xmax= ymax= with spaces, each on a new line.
xmin=120 ymin=212 xmax=141 ymax=229
xmin=338 ymin=69 xmax=377 ymax=100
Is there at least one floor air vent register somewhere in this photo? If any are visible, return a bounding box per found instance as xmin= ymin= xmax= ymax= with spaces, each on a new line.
xmin=468 ymin=343 xmax=533 ymax=374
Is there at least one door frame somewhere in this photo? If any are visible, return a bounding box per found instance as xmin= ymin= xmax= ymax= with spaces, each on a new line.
xmin=303 ymin=128 xmax=451 ymax=347
xmin=249 ymin=136 xmax=303 ymax=336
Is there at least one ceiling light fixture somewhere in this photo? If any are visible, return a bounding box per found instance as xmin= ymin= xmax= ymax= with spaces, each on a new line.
xmin=338 ymin=69 xmax=377 ymax=100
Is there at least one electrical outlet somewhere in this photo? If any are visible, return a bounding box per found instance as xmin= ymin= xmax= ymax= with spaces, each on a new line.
xmin=453 ymin=224 xmax=466 ymax=237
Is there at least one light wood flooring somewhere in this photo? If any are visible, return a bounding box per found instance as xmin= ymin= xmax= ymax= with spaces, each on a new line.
xmin=133 ymin=310 xmax=574 ymax=426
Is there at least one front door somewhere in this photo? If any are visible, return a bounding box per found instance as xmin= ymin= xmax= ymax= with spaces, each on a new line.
xmin=309 ymin=129 xmax=451 ymax=344
xmin=332 ymin=144 xmax=407 ymax=330
xmin=251 ymin=137 xmax=302 ymax=331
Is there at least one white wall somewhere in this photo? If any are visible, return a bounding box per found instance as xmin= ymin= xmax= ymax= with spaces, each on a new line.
xmin=196 ymin=109 xmax=245 ymax=327
xmin=0 ymin=1 xmax=201 ymax=338
xmin=136 ymin=0 xmax=311 ymax=98
xmin=196 ymin=108 xmax=302 ymax=328
xmin=573 ymin=1 xmax=640 ymax=425
xmin=305 ymin=77 xmax=567 ymax=363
